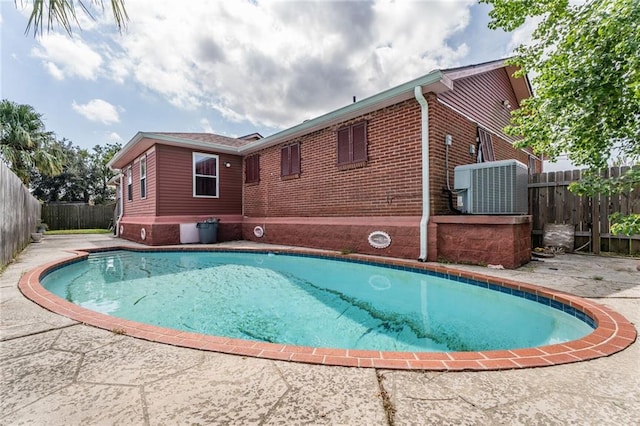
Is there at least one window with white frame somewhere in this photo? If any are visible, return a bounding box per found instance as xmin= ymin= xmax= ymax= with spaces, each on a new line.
xmin=140 ymin=155 xmax=147 ymax=199
xmin=193 ymin=152 xmax=218 ymax=197
xmin=127 ymin=167 xmax=132 ymax=201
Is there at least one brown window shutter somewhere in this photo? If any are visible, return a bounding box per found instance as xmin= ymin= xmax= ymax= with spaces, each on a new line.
xmin=352 ymin=122 xmax=367 ymax=162
xmin=337 ymin=128 xmax=351 ymax=164
xmin=478 ymin=128 xmax=496 ymax=162
xmin=245 ymin=155 xmax=259 ymax=183
xmin=290 ymin=143 xmax=300 ymax=175
xmin=254 ymin=155 xmax=260 ymax=182
xmin=281 ymin=146 xmax=289 ymax=176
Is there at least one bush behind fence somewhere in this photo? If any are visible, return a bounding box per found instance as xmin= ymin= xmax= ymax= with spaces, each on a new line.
xmin=42 ymin=203 xmax=115 ymax=230
xmin=0 ymin=162 xmax=41 ymax=268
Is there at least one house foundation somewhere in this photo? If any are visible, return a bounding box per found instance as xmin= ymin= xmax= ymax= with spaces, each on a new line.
xmin=118 ymin=215 xmax=243 ymax=245
xmin=241 ymin=216 xmax=421 ymax=259
xmin=427 ymin=215 xmax=532 ymax=268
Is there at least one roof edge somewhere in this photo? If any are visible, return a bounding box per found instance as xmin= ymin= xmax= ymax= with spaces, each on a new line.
xmin=239 ymin=70 xmax=451 ymax=154
xmin=108 ymin=132 xmax=242 ymax=170
xmin=107 ymin=131 xmax=145 ymax=170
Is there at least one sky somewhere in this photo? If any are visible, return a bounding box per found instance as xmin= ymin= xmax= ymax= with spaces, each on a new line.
xmin=1 ymin=0 xmax=534 ymax=154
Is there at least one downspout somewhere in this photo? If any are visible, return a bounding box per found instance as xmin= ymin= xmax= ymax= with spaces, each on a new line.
xmin=414 ymin=86 xmax=429 ymax=262
xmin=117 ymin=172 xmax=123 ymax=236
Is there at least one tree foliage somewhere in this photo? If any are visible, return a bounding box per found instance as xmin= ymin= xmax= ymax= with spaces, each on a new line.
xmin=88 ymin=142 xmax=121 ymax=204
xmin=0 ymin=99 xmax=64 ymax=185
xmin=482 ymin=0 xmax=640 ymax=235
xmin=15 ymin=0 xmax=128 ymax=36
xmin=1 ymin=100 xmax=120 ymax=203
xmin=30 ymin=139 xmax=121 ymax=204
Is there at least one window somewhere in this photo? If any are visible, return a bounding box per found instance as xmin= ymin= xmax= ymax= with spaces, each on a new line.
xmin=140 ymin=155 xmax=147 ymax=199
xmin=337 ymin=121 xmax=367 ymax=165
xmin=127 ymin=167 xmax=132 ymax=201
xmin=477 ymin=127 xmax=496 ymax=162
xmin=281 ymin=143 xmax=300 ymax=177
xmin=193 ymin=152 xmax=219 ymax=197
xmin=245 ymin=154 xmax=260 ymax=184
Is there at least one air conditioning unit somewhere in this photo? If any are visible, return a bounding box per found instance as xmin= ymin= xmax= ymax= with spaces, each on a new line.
xmin=454 ymin=160 xmax=528 ymax=214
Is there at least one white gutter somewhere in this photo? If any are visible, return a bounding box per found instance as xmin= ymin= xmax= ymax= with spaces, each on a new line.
xmin=414 ymin=86 xmax=429 ymax=262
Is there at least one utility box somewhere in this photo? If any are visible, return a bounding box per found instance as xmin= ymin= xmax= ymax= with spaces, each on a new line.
xmin=454 ymin=160 xmax=528 ymax=214
xmin=196 ymin=218 xmax=219 ymax=244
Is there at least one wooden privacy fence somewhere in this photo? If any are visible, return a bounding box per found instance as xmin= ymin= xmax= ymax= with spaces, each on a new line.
xmin=0 ymin=162 xmax=41 ymax=267
xmin=42 ymin=203 xmax=115 ymax=230
xmin=528 ymin=166 xmax=640 ymax=255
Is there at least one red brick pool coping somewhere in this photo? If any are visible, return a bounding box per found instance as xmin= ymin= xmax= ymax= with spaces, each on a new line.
xmin=19 ymin=246 xmax=637 ymax=371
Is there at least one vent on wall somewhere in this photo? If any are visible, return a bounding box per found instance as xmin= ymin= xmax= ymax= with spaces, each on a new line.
xmin=454 ymin=160 xmax=528 ymax=214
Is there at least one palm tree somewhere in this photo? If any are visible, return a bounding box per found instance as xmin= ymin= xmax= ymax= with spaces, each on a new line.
xmin=0 ymin=99 xmax=64 ymax=185
xmin=18 ymin=0 xmax=128 ymax=36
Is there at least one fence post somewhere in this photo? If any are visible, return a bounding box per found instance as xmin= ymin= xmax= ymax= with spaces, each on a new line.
xmin=591 ymin=196 xmax=600 ymax=254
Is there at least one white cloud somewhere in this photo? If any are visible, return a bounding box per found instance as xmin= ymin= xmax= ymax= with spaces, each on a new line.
xmin=107 ymin=132 xmax=123 ymax=142
xmin=44 ymin=61 xmax=64 ymax=80
xmin=104 ymin=0 xmax=477 ymax=129
xmin=200 ymin=118 xmax=214 ymax=133
xmin=507 ymin=16 xmax=541 ymax=53
xmin=22 ymin=1 xmax=483 ymax=132
xmin=31 ymin=33 xmax=103 ymax=80
xmin=72 ymin=99 xmax=120 ymax=124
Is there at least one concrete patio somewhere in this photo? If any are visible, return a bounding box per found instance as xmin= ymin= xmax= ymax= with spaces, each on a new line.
xmin=1 ymin=234 xmax=638 ymax=425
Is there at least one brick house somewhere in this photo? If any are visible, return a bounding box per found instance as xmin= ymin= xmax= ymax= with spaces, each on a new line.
xmin=108 ymin=58 xmax=540 ymax=267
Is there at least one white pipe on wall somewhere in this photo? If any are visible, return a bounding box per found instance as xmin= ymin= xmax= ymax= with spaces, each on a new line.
xmin=116 ymin=172 xmax=123 ymax=236
xmin=414 ymin=86 xmax=430 ymax=262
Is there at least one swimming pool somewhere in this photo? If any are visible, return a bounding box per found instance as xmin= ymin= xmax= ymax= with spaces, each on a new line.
xmin=41 ymin=249 xmax=593 ymax=353
xmin=20 ymin=247 xmax=636 ymax=370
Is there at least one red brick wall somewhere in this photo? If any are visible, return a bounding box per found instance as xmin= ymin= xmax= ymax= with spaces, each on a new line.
xmin=427 ymin=215 xmax=532 ymax=268
xmin=428 ymin=97 xmax=539 ymax=214
xmin=244 ymin=99 xmax=424 ymax=217
xmin=243 ymin=94 xmax=540 ymax=220
xmin=242 ymin=216 xmax=420 ymax=259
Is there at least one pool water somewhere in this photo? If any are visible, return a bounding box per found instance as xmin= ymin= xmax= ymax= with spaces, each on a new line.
xmin=41 ymin=250 xmax=594 ymax=352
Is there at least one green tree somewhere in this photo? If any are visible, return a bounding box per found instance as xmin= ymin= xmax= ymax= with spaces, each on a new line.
xmin=30 ymin=140 xmax=120 ymax=204
xmin=0 ymin=99 xmax=64 ymax=185
xmin=16 ymin=0 xmax=128 ymax=36
xmin=30 ymin=139 xmax=91 ymax=202
xmin=482 ymin=0 xmax=640 ymax=235
xmin=87 ymin=142 xmax=121 ymax=204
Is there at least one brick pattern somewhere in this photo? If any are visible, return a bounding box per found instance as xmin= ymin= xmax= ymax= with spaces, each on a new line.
xmin=428 ymin=96 xmax=535 ymax=214
xmin=427 ymin=216 xmax=532 ymax=268
xmin=244 ymin=99 xmax=424 ymax=218
xmin=242 ymin=217 xmax=421 ymax=259
xmin=20 ymin=247 xmax=636 ymax=371
xmin=244 ymin=93 xmax=540 ymax=220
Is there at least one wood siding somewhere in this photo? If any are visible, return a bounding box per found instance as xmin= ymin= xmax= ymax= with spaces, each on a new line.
xmin=122 ymin=149 xmax=157 ymax=217
xmin=155 ymin=144 xmax=243 ymax=216
xmin=437 ymin=67 xmax=521 ymax=144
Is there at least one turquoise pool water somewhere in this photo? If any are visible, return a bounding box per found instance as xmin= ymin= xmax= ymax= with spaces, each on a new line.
xmin=41 ymin=250 xmax=594 ymax=352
